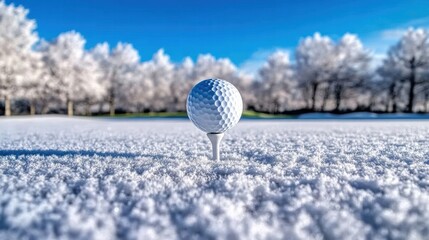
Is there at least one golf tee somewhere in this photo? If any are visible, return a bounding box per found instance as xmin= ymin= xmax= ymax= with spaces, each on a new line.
xmin=207 ymin=133 xmax=224 ymax=160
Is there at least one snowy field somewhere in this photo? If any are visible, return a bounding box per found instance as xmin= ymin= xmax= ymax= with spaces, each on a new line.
xmin=1 ymin=117 xmax=429 ymax=240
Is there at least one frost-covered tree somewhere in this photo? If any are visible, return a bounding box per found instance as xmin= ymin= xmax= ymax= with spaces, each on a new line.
xmin=40 ymin=31 xmax=103 ymax=116
xmin=379 ymin=28 xmax=429 ymax=112
xmin=330 ymin=34 xmax=371 ymax=111
xmin=6 ymin=0 xmax=428 ymax=116
xmin=295 ymin=33 xmax=371 ymax=112
xmin=141 ymin=49 xmax=175 ymax=111
xmin=170 ymin=57 xmax=195 ymax=111
xmin=232 ymin=72 xmax=255 ymax=111
xmin=79 ymin=54 xmax=105 ymax=115
xmin=377 ymin=58 xmax=404 ymax=112
xmin=193 ymin=54 xmax=237 ymax=80
xmin=125 ymin=64 xmax=154 ymax=112
xmin=295 ymin=33 xmax=336 ymax=111
xmin=0 ymin=1 xmax=38 ymax=116
xmin=91 ymin=42 xmax=139 ymax=115
xmin=257 ymin=50 xmax=294 ymax=113
xmin=18 ymin=52 xmax=50 ymax=115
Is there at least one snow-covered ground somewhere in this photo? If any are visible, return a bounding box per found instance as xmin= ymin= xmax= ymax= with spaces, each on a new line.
xmin=298 ymin=112 xmax=429 ymax=119
xmin=1 ymin=117 xmax=429 ymax=240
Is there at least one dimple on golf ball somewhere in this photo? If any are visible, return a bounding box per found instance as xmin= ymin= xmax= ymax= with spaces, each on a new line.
xmin=187 ymin=78 xmax=243 ymax=133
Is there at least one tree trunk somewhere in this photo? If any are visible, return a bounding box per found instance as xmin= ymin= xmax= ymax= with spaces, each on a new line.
xmin=321 ymin=86 xmax=330 ymax=111
xmin=392 ymin=99 xmax=397 ymax=113
xmin=388 ymin=83 xmax=397 ymax=113
xmin=274 ymin=99 xmax=280 ymax=114
xmin=311 ymin=83 xmax=319 ymax=111
xmin=98 ymin=102 xmax=103 ymax=114
xmin=384 ymin=100 xmax=389 ymax=113
xmin=30 ymin=102 xmax=36 ymax=115
xmin=41 ymin=102 xmax=49 ymax=114
xmin=425 ymin=97 xmax=428 ymax=113
xmin=334 ymin=84 xmax=342 ymax=112
xmin=4 ymin=95 xmax=11 ymax=116
xmin=425 ymin=92 xmax=429 ymax=113
xmin=407 ymin=60 xmax=416 ymax=113
xmin=109 ymin=96 xmax=115 ymax=116
xmin=86 ymin=103 xmax=92 ymax=116
xmin=407 ymin=79 xmax=415 ymax=113
xmin=67 ymin=99 xmax=73 ymax=116
xmin=368 ymin=93 xmax=374 ymax=112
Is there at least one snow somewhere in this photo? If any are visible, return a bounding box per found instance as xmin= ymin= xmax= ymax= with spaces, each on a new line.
xmin=1 ymin=117 xmax=429 ymax=239
xmin=299 ymin=112 xmax=429 ymax=119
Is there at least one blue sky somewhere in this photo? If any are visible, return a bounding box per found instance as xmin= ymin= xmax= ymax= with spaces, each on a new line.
xmin=10 ymin=0 xmax=429 ymax=73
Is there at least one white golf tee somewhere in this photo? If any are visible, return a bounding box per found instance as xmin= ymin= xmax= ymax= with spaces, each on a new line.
xmin=207 ymin=133 xmax=224 ymax=160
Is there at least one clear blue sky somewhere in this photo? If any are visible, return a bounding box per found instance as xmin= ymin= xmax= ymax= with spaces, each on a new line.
xmin=10 ymin=0 xmax=429 ymax=72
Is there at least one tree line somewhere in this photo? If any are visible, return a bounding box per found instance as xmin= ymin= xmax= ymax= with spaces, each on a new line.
xmin=1 ymin=1 xmax=429 ymax=116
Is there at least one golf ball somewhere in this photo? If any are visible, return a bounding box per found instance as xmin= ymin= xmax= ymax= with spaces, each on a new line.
xmin=187 ymin=79 xmax=243 ymax=133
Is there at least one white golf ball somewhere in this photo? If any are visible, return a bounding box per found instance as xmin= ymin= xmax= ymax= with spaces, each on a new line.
xmin=187 ymin=78 xmax=243 ymax=133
